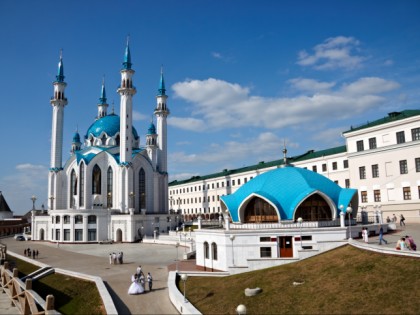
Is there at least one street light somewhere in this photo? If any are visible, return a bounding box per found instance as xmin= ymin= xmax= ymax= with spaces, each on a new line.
xmin=236 ymin=304 xmax=247 ymax=315
xmin=346 ymin=206 xmax=353 ymax=240
xmin=180 ymin=273 xmax=188 ymax=302
xmin=31 ymin=195 xmax=37 ymax=210
xmin=129 ymin=192 xmax=134 ymax=209
xmin=229 ymin=234 xmax=235 ymax=266
xmin=297 ymin=217 xmax=303 ymax=248
xmin=175 ymin=242 xmax=180 ymax=271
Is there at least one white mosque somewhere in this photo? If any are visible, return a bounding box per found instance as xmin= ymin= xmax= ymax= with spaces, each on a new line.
xmin=32 ymin=41 xmax=176 ymax=243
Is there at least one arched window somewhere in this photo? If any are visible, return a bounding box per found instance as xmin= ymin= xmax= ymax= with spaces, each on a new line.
xmin=79 ymin=162 xmax=85 ymax=207
xmin=88 ymin=215 xmax=97 ymax=224
xmin=244 ymin=197 xmax=278 ymax=223
xmin=115 ymin=135 xmax=120 ymax=146
xmin=70 ymin=169 xmax=77 ymax=208
xmin=101 ymin=134 xmax=107 ymax=145
xmin=74 ymin=215 xmax=83 ymax=224
xmin=107 ymin=167 xmax=113 ymax=208
xmin=63 ymin=215 xmax=70 ymax=224
xmin=55 ymin=216 xmax=60 ymax=224
xmin=294 ymin=194 xmax=332 ymax=221
xmin=92 ymin=164 xmax=101 ymax=194
xmin=211 ymin=242 xmax=217 ymax=260
xmin=204 ymin=241 xmax=209 ymax=259
xmin=138 ymin=168 xmax=146 ymax=209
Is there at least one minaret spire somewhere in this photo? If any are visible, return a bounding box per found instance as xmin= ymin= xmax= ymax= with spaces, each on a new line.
xmin=158 ymin=65 xmax=166 ymax=96
xmin=122 ymin=35 xmax=132 ymax=70
xmin=97 ymin=76 xmax=108 ymax=118
xmin=56 ymin=49 xmax=65 ymax=82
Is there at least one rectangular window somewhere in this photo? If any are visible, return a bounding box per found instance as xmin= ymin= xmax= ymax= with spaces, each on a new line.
xmin=232 ymin=180 xmax=235 ymax=186
xmin=260 ymin=237 xmax=271 ymax=242
xmin=403 ymin=187 xmax=411 ymax=200
xmin=343 ymin=160 xmax=349 ymax=169
xmin=64 ymin=229 xmax=70 ymax=241
xmin=74 ymin=229 xmax=83 ymax=241
xmin=369 ymin=137 xmax=377 ymax=149
xmin=312 ymin=165 xmax=317 ymax=173
xmin=244 ymin=178 xmax=248 ymax=183
xmin=356 ymin=140 xmax=364 ymax=152
xmin=396 ymin=131 xmax=405 ymax=144
xmin=322 ymin=164 xmax=327 ymax=172
xmin=217 ymin=183 xmax=219 ymax=188
xmin=345 ymin=179 xmax=350 ymax=188
xmin=238 ymin=179 xmax=241 ymax=185
xmin=334 ymin=180 xmax=339 ymax=184
xmin=226 ymin=180 xmax=230 ymax=187
xmin=415 ymin=158 xmax=420 ymax=172
xmin=399 ymin=160 xmax=408 ymax=174
xmin=411 ymin=127 xmax=420 ymax=141
xmin=374 ymin=190 xmax=381 ymax=202
xmin=88 ymin=229 xmax=96 ymax=241
xmin=361 ymin=191 xmax=368 ymax=203
xmin=372 ymin=164 xmax=379 ymax=178
xmin=302 ymin=235 xmax=312 ymax=241
xmin=260 ymin=247 xmax=272 ymax=258
xmin=221 ymin=182 xmax=224 ymax=187
xmin=332 ymin=162 xmax=337 ymax=170
xmin=55 ymin=229 xmax=60 ymax=241
xmin=359 ymin=166 xmax=366 ymax=179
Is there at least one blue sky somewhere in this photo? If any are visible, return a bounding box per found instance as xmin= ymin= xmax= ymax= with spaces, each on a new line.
xmin=1 ymin=0 xmax=419 ymax=214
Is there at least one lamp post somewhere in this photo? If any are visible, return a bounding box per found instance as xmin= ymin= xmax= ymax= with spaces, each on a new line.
xmin=169 ymin=219 xmax=172 ymax=231
xmin=297 ymin=217 xmax=303 ymax=248
xmin=229 ymin=234 xmax=235 ymax=266
xmin=129 ymin=192 xmax=134 ymax=209
xmin=31 ymin=195 xmax=37 ymax=210
xmin=175 ymin=242 xmax=180 ymax=271
xmin=346 ymin=206 xmax=353 ymax=240
xmin=180 ymin=273 xmax=188 ymax=302
xmin=107 ymin=192 xmax=112 ymax=209
xmin=236 ymin=304 xmax=247 ymax=315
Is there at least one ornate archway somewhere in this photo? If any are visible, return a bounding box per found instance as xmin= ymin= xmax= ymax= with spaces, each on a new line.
xmin=243 ymin=196 xmax=278 ymax=223
xmin=294 ymin=193 xmax=332 ymax=221
xmin=116 ymin=229 xmax=123 ymax=242
xmin=39 ymin=228 xmax=45 ymax=241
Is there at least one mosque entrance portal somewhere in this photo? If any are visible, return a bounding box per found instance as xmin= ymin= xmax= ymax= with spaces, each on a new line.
xmin=244 ymin=197 xmax=278 ymax=223
xmin=116 ymin=229 xmax=122 ymax=242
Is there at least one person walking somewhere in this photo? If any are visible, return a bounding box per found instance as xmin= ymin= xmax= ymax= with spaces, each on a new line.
xmin=400 ymin=214 xmax=406 ymax=226
xmin=147 ymin=272 xmax=153 ymax=291
xmin=378 ymin=226 xmax=388 ymax=245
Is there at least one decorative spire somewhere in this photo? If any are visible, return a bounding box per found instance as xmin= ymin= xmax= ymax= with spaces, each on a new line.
xmin=111 ymin=100 xmax=115 ymax=114
xmin=99 ymin=76 xmax=107 ymax=104
xmin=122 ymin=36 xmax=132 ymax=70
xmin=282 ymin=140 xmax=288 ymax=166
xmin=148 ymin=117 xmax=156 ymax=135
xmin=158 ymin=65 xmax=166 ymax=96
xmin=56 ymin=49 xmax=65 ymax=82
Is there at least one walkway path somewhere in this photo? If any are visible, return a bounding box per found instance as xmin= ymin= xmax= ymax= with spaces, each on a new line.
xmin=1 ymin=239 xmax=186 ymax=314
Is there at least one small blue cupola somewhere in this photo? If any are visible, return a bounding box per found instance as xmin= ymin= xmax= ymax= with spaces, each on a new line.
xmin=56 ymin=49 xmax=65 ymax=82
xmin=71 ymin=128 xmax=82 ymax=154
xmin=148 ymin=121 xmax=156 ymax=135
xmin=158 ymin=66 xmax=166 ymax=96
xmin=122 ymin=37 xmax=132 ymax=70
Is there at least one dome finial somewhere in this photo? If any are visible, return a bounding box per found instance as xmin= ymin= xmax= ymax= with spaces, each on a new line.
xmin=282 ymin=140 xmax=288 ymax=167
xmin=122 ymin=35 xmax=132 ymax=70
xmin=111 ymin=100 xmax=115 ymax=114
xmin=158 ymin=65 xmax=166 ymax=96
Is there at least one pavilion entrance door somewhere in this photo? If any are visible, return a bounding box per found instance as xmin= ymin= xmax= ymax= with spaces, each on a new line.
xmin=279 ymin=236 xmax=293 ymax=257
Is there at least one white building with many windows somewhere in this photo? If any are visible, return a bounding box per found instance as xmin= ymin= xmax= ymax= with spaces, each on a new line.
xmin=32 ymin=42 xmax=176 ymax=243
xmin=169 ymin=110 xmax=420 ymax=273
xmin=169 ymin=110 xmax=420 ymax=224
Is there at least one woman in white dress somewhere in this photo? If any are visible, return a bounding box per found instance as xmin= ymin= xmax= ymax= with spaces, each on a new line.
xmin=128 ymin=274 xmax=145 ymax=295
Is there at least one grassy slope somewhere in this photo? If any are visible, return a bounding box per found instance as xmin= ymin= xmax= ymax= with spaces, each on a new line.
xmin=181 ymin=246 xmax=420 ymax=314
xmin=6 ymin=255 xmax=105 ymax=315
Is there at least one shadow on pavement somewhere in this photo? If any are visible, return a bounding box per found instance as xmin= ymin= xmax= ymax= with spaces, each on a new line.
xmin=104 ymin=281 xmax=131 ymax=315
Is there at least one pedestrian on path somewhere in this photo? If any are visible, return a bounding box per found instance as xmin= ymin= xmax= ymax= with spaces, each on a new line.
xmin=147 ymin=272 xmax=153 ymax=291
xmin=362 ymin=228 xmax=369 ymax=243
xmin=378 ymin=226 xmax=388 ymax=245
xmin=400 ymin=214 xmax=406 ymax=226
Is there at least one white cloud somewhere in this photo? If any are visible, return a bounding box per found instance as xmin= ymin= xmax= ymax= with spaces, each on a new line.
xmin=297 ymin=36 xmax=365 ymax=70
xmin=211 ymin=52 xmax=223 ymax=59
xmin=133 ymin=110 xmax=148 ymax=121
xmin=171 ymin=76 xmax=399 ymax=131
xmin=168 ymin=117 xmax=205 ymax=131
xmin=169 ymin=132 xmax=299 ymax=175
xmin=0 ymin=164 xmax=48 ymax=214
xmin=384 ymin=59 xmax=394 ymax=66
xmin=289 ymin=78 xmax=336 ymax=92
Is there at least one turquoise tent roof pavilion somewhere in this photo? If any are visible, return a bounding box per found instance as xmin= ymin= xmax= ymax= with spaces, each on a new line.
xmin=221 ymin=166 xmax=358 ymax=223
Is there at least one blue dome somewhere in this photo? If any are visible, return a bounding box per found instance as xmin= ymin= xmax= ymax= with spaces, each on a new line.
xmin=221 ymin=167 xmax=357 ymax=222
xmin=85 ymin=114 xmax=139 ymax=139
xmin=148 ymin=122 xmax=156 ymax=135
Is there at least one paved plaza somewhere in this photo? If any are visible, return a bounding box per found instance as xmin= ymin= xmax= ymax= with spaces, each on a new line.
xmin=1 ymin=223 xmax=419 ymax=314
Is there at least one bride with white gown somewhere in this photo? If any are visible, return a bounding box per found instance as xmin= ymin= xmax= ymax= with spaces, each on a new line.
xmin=128 ymin=274 xmax=145 ymax=295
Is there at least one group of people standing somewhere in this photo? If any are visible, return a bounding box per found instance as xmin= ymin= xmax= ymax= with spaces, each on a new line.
xmin=109 ymin=252 xmax=124 ymax=264
xmin=24 ymin=248 xmax=39 ymax=259
xmin=128 ymin=265 xmax=153 ymax=295
xmin=386 ymin=214 xmax=406 ymax=226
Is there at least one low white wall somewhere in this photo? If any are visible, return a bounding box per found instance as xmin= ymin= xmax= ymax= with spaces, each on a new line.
xmin=167 ymin=271 xmax=201 ymax=315
xmin=7 ymin=251 xmax=117 ymax=315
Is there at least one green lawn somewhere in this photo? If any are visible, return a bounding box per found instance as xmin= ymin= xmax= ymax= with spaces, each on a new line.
xmin=179 ymin=245 xmax=420 ymax=314
xmin=6 ymin=255 xmax=105 ymax=315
